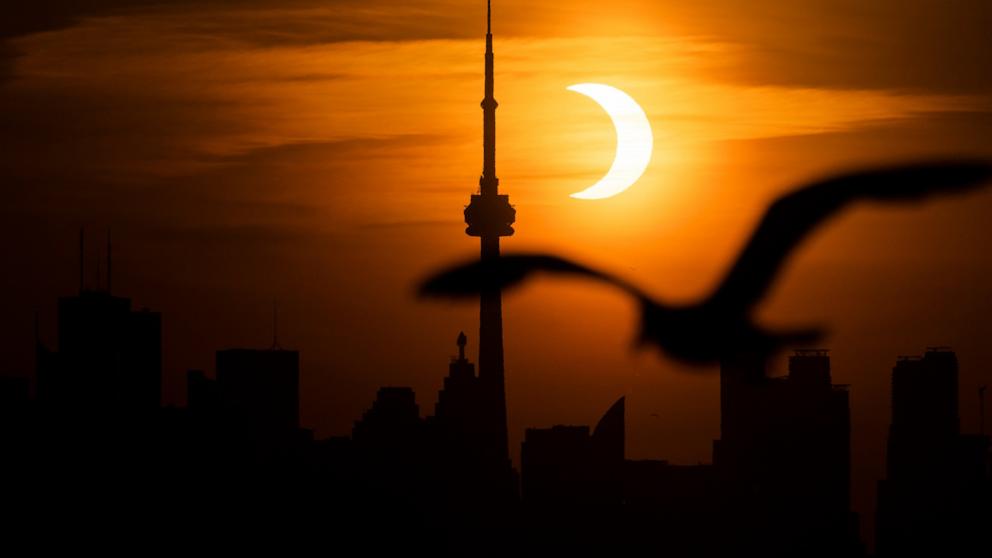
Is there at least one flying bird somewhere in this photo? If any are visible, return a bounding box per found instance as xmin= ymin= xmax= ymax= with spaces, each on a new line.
xmin=419 ymin=160 xmax=992 ymax=366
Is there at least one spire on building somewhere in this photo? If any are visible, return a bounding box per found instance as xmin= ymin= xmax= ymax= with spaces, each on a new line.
xmin=458 ymin=1 xmax=517 ymax=499
xmin=480 ymin=0 xmax=498 ymax=194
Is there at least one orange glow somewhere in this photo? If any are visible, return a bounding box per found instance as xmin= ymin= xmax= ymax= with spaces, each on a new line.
xmin=2 ymin=3 xmax=991 ymax=547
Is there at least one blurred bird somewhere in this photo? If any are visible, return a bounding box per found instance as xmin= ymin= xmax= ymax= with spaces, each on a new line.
xmin=419 ymin=160 xmax=992 ymax=366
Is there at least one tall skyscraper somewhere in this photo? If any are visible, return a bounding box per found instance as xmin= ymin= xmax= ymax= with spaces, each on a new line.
xmin=36 ymin=232 xmax=161 ymax=419
xmin=353 ymin=386 xmax=422 ymax=451
xmin=520 ymin=397 xmax=625 ymax=510
xmin=432 ymin=332 xmax=481 ymax=440
xmin=713 ymin=349 xmax=859 ymax=557
xmin=462 ymin=1 xmax=516 ymax=496
xmin=876 ymin=347 xmax=990 ymax=557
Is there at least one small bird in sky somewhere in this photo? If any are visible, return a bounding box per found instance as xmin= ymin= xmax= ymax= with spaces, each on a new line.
xmin=419 ymin=160 xmax=992 ymax=366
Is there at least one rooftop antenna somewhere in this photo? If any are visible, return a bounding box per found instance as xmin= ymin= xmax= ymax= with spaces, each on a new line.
xmin=106 ymin=228 xmax=112 ymax=294
xmin=78 ymin=227 xmax=85 ymax=293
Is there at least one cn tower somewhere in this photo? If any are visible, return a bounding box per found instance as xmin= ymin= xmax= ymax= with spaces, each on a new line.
xmin=463 ymin=0 xmax=516 ymax=486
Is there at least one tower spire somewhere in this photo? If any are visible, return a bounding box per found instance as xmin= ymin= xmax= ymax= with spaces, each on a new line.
xmin=462 ymin=1 xmax=516 ymax=501
xmin=480 ymin=0 xmax=498 ymax=194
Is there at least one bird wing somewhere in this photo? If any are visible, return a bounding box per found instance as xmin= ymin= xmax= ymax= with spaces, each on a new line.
xmin=708 ymin=160 xmax=992 ymax=314
xmin=418 ymin=253 xmax=643 ymax=299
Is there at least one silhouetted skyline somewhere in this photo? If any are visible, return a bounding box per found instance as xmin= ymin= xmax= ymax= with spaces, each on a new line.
xmin=5 ymin=232 xmax=988 ymax=554
xmin=1 ymin=1 xmax=991 ymax=554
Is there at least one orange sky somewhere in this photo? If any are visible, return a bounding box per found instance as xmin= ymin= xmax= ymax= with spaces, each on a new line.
xmin=1 ymin=0 xmax=991 ymax=543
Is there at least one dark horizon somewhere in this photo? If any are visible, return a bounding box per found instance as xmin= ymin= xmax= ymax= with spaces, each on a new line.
xmin=5 ymin=240 xmax=988 ymax=555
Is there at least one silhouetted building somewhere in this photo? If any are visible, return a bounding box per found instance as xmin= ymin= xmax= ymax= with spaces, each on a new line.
xmin=0 ymin=376 xmax=29 ymax=409
xmin=591 ymin=395 xmax=624 ymax=504
xmin=186 ymin=368 xmax=219 ymax=417
xmin=521 ymin=397 xmax=625 ymax=510
xmin=351 ymin=386 xmax=430 ymax=523
xmin=428 ymin=333 xmax=491 ymax=506
xmin=0 ymin=375 xmax=31 ymax=441
xmin=516 ymin=398 xmax=625 ymax=553
xmin=622 ymin=460 xmax=719 ymax=556
xmin=876 ymin=347 xmax=991 ymax=556
xmin=216 ymin=347 xmax=299 ymax=436
xmin=432 ymin=332 xmax=481 ymax=437
xmin=461 ymin=0 xmax=516 ymax=502
xmin=713 ymin=349 xmax=860 ymax=557
xmin=522 ymin=425 xmax=593 ymax=506
xmin=36 ymin=236 xmax=161 ymax=419
xmin=353 ymin=386 xmax=422 ymax=449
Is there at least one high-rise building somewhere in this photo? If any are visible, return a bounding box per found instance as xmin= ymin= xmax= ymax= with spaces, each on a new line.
xmin=460 ymin=0 xmax=516 ymax=500
xmin=353 ymin=386 xmax=422 ymax=450
xmin=432 ymin=332 xmax=481 ymax=438
xmin=216 ymin=347 xmax=299 ymax=436
xmin=713 ymin=349 xmax=859 ymax=557
xmin=351 ymin=386 xmax=428 ymax=513
xmin=187 ymin=368 xmax=220 ymax=417
xmin=36 ymin=232 xmax=161 ymax=419
xmin=876 ymin=347 xmax=990 ymax=556
xmin=520 ymin=397 xmax=625 ymax=510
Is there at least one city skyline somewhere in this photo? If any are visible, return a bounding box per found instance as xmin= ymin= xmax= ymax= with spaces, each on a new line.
xmin=12 ymin=225 xmax=988 ymax=553
xmin=1 ymin=1 xmax=991 ymax=553
xmin=3 ymin=1 xmax=989 ymax=477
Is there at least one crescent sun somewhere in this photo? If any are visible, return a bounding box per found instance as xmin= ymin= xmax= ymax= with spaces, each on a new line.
xmin=567 ymin=83 xmax=654 ymax=200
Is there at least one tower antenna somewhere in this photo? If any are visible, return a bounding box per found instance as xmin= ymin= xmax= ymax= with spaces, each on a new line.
xmin=460 ymin=0 xmax=515 ymax=491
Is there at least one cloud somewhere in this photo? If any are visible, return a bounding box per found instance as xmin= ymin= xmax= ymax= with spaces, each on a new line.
xmin=0 ymin=0 xmax=988 ymax=249
xmin=0 ymin=134 xmax=457 ymax=238
xmin=0 ymin=0 xmax=480 ymax=82
xmin=690 ymin=0 xmax=992 ymax=94
xmin=4 ymin=1 xmax=991 ymax=94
